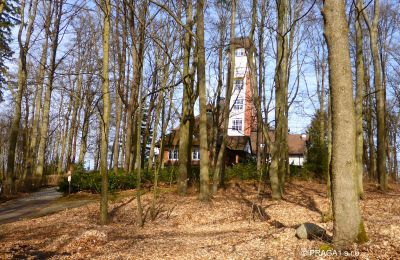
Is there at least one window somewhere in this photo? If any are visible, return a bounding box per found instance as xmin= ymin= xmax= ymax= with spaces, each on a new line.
xmin=235 ymin=67 xmax=246 ymax=76
xmin=232 ymin=118 xmax=243 ymax=131
xmin=234 ymin=79 xmax=244 ymax=92
xmin=192 ymin=148 xmax=200 ymax=160
xmin=235 ymin=48 xmax=245 ymax=57
xmin=168 ymin=149 xmax=179 ymax=160
xmin=234 ymin=98 xmax=243 ymax=110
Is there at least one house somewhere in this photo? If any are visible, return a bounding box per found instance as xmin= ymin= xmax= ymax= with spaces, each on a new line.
xmin=158 ymin=37 xmax=307 ymax=167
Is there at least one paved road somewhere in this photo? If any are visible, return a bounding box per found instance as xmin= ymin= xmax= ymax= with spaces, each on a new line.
xmin=0 ymin=187 xmax=63 ymax=225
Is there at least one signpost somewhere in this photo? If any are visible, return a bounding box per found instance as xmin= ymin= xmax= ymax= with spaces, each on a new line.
xmin=67 ymin=170 xmax=72 ymax=195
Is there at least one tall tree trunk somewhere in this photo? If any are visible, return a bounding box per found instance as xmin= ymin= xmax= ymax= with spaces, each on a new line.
xmin=355 ymin=0 xmax=365 ymax=198
xmin=36 ymin=0 xmax=63 ymax=178
xmin=322 ymin=0 xmax=367 ymax=247
xmin=257 ymin=0 xmax=267 ymax=195
xmin=58 ymin=93 xmax=72 ymax=175
xmin=7 ymin=0 xmax=38 ymax=194
xmin=211 ymin=13 xmax=225 ymax=194
xmin=364 ymin=59 xmax=376 ymax=180
xmin=78 ymin=89 xmax=93 ymax=165
xmin=196 ymin=0 xmax=209 ymax=201
xmin=214 ymin=0 xmax=236 ymax=191
xmin=66 ymin=75 xmax=82 ymax=168
xmin=148 ymin=51 xmax=167 ymax=171
xmin=274 ymin=0 xmax=289 ymax=195
xmin=112 ymin=2 xmax=126 ymax=173
xmin=363 ymin=0 xmax=387 ymax=190
xmin=135 ymin=95 xmax=144 ymax=227
xmin=27 ymin=29 xmax=49 ymax=178
xmin=178 ymin=0 xmax=193 ymax=195
xmin=99 ymin=0 xmax=111 ymax=225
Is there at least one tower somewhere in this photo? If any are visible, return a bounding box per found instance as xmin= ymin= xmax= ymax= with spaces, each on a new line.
xmin=227 ymin=37 xmax=256 ymax=137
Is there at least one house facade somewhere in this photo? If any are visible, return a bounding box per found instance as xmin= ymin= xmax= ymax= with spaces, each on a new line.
xmin=159 ymin=37 xmax=307 ymax=167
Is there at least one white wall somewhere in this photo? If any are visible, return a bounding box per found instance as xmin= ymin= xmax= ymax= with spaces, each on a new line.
xmin=289 ymin=156 xmax=304 ymax=166
xmin=228 ymin=49 xmax=248 ymax=137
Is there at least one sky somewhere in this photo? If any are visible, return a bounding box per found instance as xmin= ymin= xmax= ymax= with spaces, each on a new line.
xmin=0 ymin=0 xmax=333 ymax=170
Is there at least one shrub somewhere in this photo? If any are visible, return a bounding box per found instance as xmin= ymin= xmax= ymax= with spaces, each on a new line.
xmin=59 ymin=167 xmax=137 ymax=194
xmin=225 ymin=162 xmax=258 ymax=181
xmin=303 ymin=110 xmax=329 ymax=180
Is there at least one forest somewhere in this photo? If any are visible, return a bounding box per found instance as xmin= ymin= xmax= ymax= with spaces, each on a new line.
xmin=0 ymin=0 xmax=399 ymax=258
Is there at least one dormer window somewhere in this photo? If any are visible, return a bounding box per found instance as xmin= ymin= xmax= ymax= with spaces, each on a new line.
xmin=235 ymin=48 xmax=245 ymax=57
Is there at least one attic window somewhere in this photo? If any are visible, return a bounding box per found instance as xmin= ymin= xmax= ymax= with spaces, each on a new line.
xmin=232 ymin=118 xmax=242 ymax=131
xmin=235 ymin=48 xmax=245 ymax=57
xmin=168 ymin=149 xmax=179 ymax=160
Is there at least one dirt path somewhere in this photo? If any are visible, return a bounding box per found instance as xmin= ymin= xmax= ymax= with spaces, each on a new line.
xmin=0 ymin=187 xmax=64 ymax=224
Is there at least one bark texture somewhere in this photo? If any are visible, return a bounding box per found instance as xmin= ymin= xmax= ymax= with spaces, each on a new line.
xmin=322 ymin=0 xmax=367 ymax=247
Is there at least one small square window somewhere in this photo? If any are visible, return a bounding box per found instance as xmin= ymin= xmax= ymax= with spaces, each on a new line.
xmin=234 ymin=98 xmax=243 ymax=110
xmin=169 ymin=149 xmax=179 ymax=160
xmin=235 ymin=48 xmax=245 ymax=57
xmin=234 ymin=79 xmax=243 ymax=92
xmin=235 ymin=67 xmax=246 ymax=76
xmin=192 ymin=148 xmax=200 ymax=160
xmin=232 ymin=118 xmax=243 ymax=131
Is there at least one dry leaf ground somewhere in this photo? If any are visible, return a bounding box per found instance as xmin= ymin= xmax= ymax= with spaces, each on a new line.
xmin=0 ymin=180 xmax=399 ymax=259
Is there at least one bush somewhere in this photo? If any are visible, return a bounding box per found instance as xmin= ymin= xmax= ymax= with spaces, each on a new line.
xmin=59 ymin=167 xmax=137 ymax=194
xmin=303 ymin=110 xmax=329 ymax=180
xmin=225 ymin=162 xmax=258 ymax=181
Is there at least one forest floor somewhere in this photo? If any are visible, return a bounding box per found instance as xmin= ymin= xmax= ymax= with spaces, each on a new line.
xmin=0 ymin=179 xmax=399 ymax=259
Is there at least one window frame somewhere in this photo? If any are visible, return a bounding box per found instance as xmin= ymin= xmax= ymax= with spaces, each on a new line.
xmin=232 ymin=118 xmax=243 ymax=131
xmin=168 ymin=149 xmax=179 ymax=160
xmin=235 ymin=48 xmax=245 ymax=57
xmin=192 ymin=148 xmax=200 ymax=160
xmin=234 ymin=79 xmax=244 ymax=92
xmin=233 ymin=98 xmax=244 ymax=111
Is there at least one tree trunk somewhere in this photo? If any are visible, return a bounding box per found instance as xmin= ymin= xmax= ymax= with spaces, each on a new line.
xmin=178 ymin=0 xmax=194 ymax=195
xmin=355 ymin=0 xmax=365 ymax=198
xmin=363 ymin=0 xmax=387 ymax=190
xmin=214 ymin=0 xmax=236 ymax=191
xmin=364 ymin=60 xmax=376 ymax=180
xmin=6 ymin=0 xmax=38 ymax=194
xmin=274 ymin=0 xmax=289 ymax=195
xmin=211 ymin=12 xmax=225 ymax=194
xmin=36 ymin=0 xmax=63 ymax=178
xmin=322 ymin=0 xmax=367 ymax=247
xmin=196 ymin=0 xmax=210 ymax=201
xmin=100 ymin=0 xmax=111 ymax=225
xmin=27 ymin=7 xmax=50 ymax=179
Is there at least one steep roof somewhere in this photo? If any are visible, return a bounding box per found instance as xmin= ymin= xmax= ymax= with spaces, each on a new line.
xmin=250 ymin=131 xmax=308 ymax=156
xmin=229 ymin=37 xmax=255 ymax=50
xmin=226 ymin=136 xmax=251 ymax=152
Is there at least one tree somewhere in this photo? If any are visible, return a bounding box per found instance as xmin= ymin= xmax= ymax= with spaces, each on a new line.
xmin=0 ymin=0 xmax=19 ymax=101
xmin=177 ymin=0 xmax=194 ymax=195
xmin=6 ymin=0 xmax=38 ymax=193
xmin=355 ymin=0 xmax=365 ymax=198
xmin=99 ymin=0 xmax=111 ymax=225
xmin=213 ymin=0 xmax=236 ymax=191
xmin=363 ymin=0 xmax=387 ymax=191
xmin=36 ymin=0 xmax=64 ymax=177
xmin=196 ymin=0 xmax=210 ymax=201
xmin=322 ymin=0 xmax=367 ymax=247
xmin=304 ymin=110 xmax=328 ymax=179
